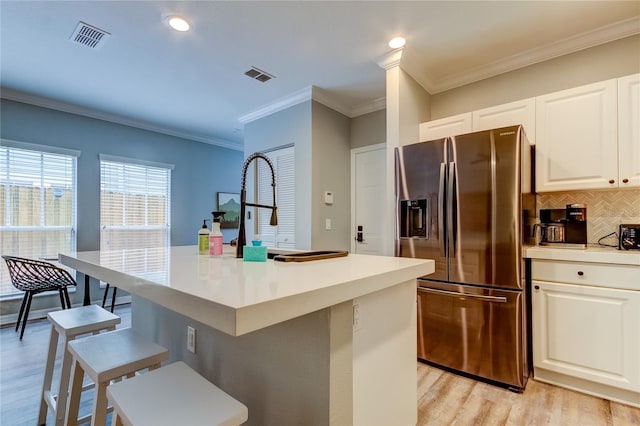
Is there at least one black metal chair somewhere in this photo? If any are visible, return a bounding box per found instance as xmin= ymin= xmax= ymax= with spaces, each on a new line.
xmin=102 ymin=283 xmax=117 ymax=313
xmin=2 ymin=255 xmax=76 ymax=340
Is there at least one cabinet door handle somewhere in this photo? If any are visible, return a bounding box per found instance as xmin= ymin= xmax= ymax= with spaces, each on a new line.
xmin=577 ymin=271 xmax=584 ymax=276
xmin=608 ymin=179 xmax=615 ymax=184
xmin=534 ymin=285 xmax=540 ymax=290
xmin=622 ymin=178 xmax=629 ymax=184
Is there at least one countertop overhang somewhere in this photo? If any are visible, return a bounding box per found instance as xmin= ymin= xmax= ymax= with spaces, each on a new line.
xmin=59 ymin=245 xmax=434 ymax=336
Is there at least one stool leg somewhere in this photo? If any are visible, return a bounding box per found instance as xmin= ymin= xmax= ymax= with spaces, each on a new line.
xmin=66 ymin=359 xmax=85 ymax=426
xmin=111 ymin=411 xmax=123 ymax=426
xmin=38 ymin=324 xmax=59 ymax=425
xmin=92 ymin=380 xmax=109 ymax=426
xmin=54 ymin=336 xmax=76 ymax=426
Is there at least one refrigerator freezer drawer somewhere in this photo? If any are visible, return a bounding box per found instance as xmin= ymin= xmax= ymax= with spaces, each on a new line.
xmin=417 ymin=281 xmax=528 ymax=390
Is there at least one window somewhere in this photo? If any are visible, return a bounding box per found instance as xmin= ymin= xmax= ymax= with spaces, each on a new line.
xmin=100 ymin=155 xmax=172 ymax=253
xmin=256 ymin=146 xmax=295 ymax=248
xmin=0 ymin=142 xmax=78 ymax=297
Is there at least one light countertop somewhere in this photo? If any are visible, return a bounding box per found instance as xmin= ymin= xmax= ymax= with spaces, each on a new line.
xmin=525 ymin=245 xmax=640 ymax=266
xmin=59 ymin=245 xmax=434 ymax=336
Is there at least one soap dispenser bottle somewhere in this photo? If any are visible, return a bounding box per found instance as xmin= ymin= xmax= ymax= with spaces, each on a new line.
xmin=198 ymin=219 xmax=209 ymax=255
xmin=209 ymin=211 xmax=225 ymax=256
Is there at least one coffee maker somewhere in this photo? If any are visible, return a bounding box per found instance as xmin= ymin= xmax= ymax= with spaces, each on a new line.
xmin=534 ymin=204 xmax=587 ymax=249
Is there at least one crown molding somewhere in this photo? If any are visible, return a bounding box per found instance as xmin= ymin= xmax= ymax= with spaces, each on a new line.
xmin=0 ymin=87 xmax=243 ymax=151
xmin=238 ymin=85 xmax=386 ymax=124
xmin=424 ymin=16 xmax=640 ymax=94
xmin=376 ymin=48 xmax=404 ymax=70
xmin=310 ymin=87 xmax=354 ymax=117
xmin=350 ymin=97 xmax=386 ymax=117
xmin=237 ymin=86 xmax=313 ymax=124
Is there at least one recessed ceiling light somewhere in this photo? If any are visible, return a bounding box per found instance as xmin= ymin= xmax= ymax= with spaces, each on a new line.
xmin=388 ymin=36 xmax=406 ymax=49
xmin=165 ymin=15 xmax=190 ymax=32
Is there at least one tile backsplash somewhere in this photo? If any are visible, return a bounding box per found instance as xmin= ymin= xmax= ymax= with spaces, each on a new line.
xmin=537 ymin=189 xmax=640 ymax=245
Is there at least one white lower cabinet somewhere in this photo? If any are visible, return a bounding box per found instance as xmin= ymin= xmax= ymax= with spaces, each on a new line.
xmin=531 ymin=259 xmax=640 ymax=407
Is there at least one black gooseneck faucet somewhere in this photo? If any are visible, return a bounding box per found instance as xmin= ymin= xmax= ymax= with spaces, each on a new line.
xmin=236 ymin=152 xmax=278 ymax=258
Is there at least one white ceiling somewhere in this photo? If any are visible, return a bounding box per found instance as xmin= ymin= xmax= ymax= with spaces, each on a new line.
xmin=1 ymin=1 xmax=639 ymax=150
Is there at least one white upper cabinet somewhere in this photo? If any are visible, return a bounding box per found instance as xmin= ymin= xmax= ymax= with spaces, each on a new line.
xmin=535 ymin=79 xmax=618 ymax=192
xmin=472 ymin=98 xmax=536 ymax=144
xmin=618 ymin=73 xmax=640 ymax=188
xmin=419 ymin=113 xmax=472 ymax=141
xmin=418 ymin=75 xmax=637 ymax=192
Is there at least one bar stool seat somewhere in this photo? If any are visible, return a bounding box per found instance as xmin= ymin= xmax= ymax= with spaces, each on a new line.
xmin=38 ymin=305 xmax=121 ymax=426
xmin=66 ymin=328 xmax=169 ymax=426
xmin=107 ymin=361 xmax=248 ymax=426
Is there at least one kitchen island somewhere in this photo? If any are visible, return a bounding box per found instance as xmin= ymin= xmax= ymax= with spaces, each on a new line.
xmin=59 ymin=245 xmax=434 ymax=425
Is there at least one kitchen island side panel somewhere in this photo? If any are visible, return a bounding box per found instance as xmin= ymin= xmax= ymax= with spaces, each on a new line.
xmin=132 ymin=296 xmax=332 ymax=426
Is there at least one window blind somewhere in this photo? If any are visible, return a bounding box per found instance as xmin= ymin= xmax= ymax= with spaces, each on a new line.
xmin=100 ymin=159 xmax=171 ymax=250
xmin=0 ymin=145 xmax=77 ymax=297
xmin=256 ymin=147 xmax=295 ymax=248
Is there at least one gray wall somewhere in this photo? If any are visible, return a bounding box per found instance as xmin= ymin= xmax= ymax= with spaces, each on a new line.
xmin=0 ymin=99 xmax=242 ymax=313
xmin=244 ymin=101 xmax=313 ymax=249
xmin=311 ymin=101 xmax=351 ymax=251
xmin=244 ymin=100 xmax=352 ymax=251
xmin=399 ymin=68 xmax=431 ymax=146
xmin=430 ymin=35 xmax=640 ymax=119
xmin=350 ymin=109 xmax=386 ymax=149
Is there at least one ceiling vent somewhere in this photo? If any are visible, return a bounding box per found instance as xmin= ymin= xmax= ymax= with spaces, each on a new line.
xmin=244 ymin=66 xmax=275 ymax=83
xmin=69 ymin=21 xmax=110 ymax=49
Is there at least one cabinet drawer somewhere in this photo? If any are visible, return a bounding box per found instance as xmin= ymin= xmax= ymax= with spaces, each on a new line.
xmin=532 ymin=260 xmax=639 ymax=290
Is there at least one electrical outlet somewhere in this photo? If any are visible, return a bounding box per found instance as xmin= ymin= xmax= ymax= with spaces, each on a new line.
xmin=187 ymin=326 xmax=196 ymax=353
xmin=352 ymin=302 xmax=361 ymax=332
xmin=325 ymin=218 xmax=332 ymax=230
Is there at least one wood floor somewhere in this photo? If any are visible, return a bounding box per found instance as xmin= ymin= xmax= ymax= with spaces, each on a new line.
xmin=1 ymin=304 xmax=638 ymax=425
xmin=417 ymin=363 xmax=639 ymax=425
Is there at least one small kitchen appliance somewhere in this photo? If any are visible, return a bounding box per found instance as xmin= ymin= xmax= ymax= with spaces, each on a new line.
xmin=536 ymin=204 xmax=587 ymax=248
xmin=619 ymin=224 xmax=640 ymax=250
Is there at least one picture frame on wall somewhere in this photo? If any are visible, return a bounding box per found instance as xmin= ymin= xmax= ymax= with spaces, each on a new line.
xmin=216 ymin=192 xmax=241 ymax=229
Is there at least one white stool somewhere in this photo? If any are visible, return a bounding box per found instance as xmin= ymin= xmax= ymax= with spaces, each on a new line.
xmin=66 ymin=328 xmax=170 ymax=426
xmin=107 ymin=361 xmax=248 ymax=426
xmin=38 ymin=305 xmax=121 ymax=426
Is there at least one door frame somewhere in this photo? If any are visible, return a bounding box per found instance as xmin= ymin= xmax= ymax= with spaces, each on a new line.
xmin=350 ymin=143 xmax=387 ymax=254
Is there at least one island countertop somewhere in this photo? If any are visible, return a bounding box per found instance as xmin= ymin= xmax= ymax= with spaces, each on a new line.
xmin=59 ymin=245 xmax=434 ymax=336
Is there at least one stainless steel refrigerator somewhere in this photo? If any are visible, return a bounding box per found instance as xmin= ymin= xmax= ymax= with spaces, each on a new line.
xmin=395 ymin=125 xmax=535 ymax=391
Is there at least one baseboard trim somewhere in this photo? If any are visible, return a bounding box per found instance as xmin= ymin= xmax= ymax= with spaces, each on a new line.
xmin=534 ymin=368 xmax=640 ymax=408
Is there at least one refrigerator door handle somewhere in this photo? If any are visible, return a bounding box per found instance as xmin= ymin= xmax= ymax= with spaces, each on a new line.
xmin=418 ymin=286 xmax=508 ymax=303
xmin=438 ymin=162 xmax=446 ymax=257
xmin=448 ymin=162 xmax=457 ymax=258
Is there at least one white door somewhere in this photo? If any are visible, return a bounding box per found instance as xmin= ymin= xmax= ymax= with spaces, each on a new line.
xmin=351 ymin=144 xmax=386 ymax=255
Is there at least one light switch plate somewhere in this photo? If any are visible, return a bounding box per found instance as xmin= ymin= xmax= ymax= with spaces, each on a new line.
xmin=187 ymin=326 xmax=196 ymax=353
xmin=324 ymin=191 xmax=334 ymax=205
